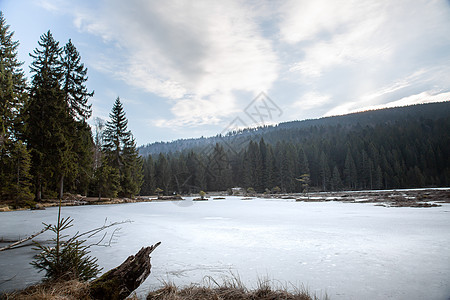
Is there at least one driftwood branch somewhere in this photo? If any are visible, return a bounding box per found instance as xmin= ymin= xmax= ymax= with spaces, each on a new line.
xmin=89 ymin=242 xmax=161 ymax=300
xmin=76 ymin=219 xmax=132 ymax=240
xmin=0 ymin=225 xmax=51 ymax=252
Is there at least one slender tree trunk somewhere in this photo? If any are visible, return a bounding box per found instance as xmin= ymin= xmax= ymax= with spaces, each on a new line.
xmin=59 ymin=174 xmax=64 ymax=200
xmin=16 ymin=155 xmax=20 ymax=207
xmin=35 ymin=175 xmax=42 ymax=201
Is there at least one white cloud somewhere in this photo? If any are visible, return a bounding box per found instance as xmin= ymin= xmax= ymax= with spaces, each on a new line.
xmin=357 ymin=91 xmax=450 ymax=112
xmin=36 ymin=0 xmax=65 ymax=13
xmin=154 ymin=92 xmax=239 ymax=128
xmin=324 ymin=90 xmax=450 ymax=117
xmin=279 ymin=0 xmax=374 ymax=43
xmin=283 ymin=0 xmax=450 ymax=79
xmin=359 ymin=69 xmax=429 ymax=103
xmin=283 ymin=0 xmax=391 ymax=77
xmin=69 ymin=0 xmax=279 ymax=127
xmin=293 ymin=91 xmax=331 ymax=110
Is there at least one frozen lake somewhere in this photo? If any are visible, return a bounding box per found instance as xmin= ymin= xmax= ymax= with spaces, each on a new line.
xmin=1 ymin=196 xmax=449 ymax=299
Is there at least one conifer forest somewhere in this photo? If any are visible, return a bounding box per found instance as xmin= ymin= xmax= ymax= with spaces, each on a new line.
xmin=139 ymin=101 xmax=450 ymax=195
xmin=0 ymin=13 xmax=142 ymax=206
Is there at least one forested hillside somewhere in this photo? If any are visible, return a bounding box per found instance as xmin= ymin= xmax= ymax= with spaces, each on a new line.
xmin=140 ymin=102 xmax=450 ymax=195
xmin=139 ymin=102 xmax=450 ymax=156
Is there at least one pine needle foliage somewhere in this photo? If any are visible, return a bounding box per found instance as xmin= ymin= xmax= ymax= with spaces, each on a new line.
xmin=31 ymin=202 xmax=101 ymax=282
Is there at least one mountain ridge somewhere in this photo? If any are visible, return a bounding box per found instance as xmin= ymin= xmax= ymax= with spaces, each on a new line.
xmin=139 ymin=101 xmax=450 ymax=156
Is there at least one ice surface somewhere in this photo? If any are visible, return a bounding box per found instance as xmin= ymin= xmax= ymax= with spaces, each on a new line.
xmin=1 ymin=196 xmax=449 ymax=299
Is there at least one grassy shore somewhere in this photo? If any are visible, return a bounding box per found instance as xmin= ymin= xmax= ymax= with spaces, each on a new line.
xmin=2 ymin=277 xmax=327 ymax=300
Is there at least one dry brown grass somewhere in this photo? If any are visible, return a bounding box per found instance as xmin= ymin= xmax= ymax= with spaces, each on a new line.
xmin=2 ymin=280 xmax=91 ymax=300
xmin=147 ymin=276 xmax=327 ymax=300
xmin=2 ymin=277 xmax=327 ymax=300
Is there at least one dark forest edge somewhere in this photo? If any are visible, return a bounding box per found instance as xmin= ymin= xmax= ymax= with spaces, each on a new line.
xmin=140 ymin=102 xmax=450 ymax=196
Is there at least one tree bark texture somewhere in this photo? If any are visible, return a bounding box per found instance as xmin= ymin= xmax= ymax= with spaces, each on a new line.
xmin=89 ymin=242 xmax=161 ymax=300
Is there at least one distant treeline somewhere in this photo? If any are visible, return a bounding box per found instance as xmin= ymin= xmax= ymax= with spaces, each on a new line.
xmin=141 ymin=103 xmax=450 ymax=195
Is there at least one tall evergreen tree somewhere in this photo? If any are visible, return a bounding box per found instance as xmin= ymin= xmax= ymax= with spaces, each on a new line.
xmin=141 ymin=155 xmax=155 ymax=195
xmin=62 ymin=39 xmax=93 ymax=121
xmin=344 ymin=149 xmax=357 ymax=190
xmin=156 ymin=153 xmax=171 ymax=195
xmin=103 ymin=97 xmax=130 ymax=169
xmin=0 ymin=140 xmax=33 ymax=204
xmin=24 ymin=30 xmax=68 ymax=201
xmin=172 ymin=153 xmax=189 ymax=194
xmin=121 ymin=135 xmax=143 ymax=197
xmin=259 ymin=138 xmax=275 ymax=191
xmin=331 ymin=166 xmax=342 ymax=191
xmin=68 ymin=121 xmax=94 ymax=195
xmin=0 ymin=12 xmax=26 ymax=142
xmin=103 ymin=97 xmax=143 ymax=197
xmin=206 ymin=143 xmax=231 ymax=191
xmin=319 ymin=151 xmax=331 ymax=191
xmin=0 ymin=12 xmax=32 ymax=202
xmin=59 ymin=40 xmax=94 ymax=197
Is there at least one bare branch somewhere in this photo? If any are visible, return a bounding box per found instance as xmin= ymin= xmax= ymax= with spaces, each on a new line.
xmin=0 ymin=225 xmax=51 ymax=252
xmin=0 ymin=275 xmax=16 ymax=287
xmin=75 ymin=220 xmax=132 ymax=240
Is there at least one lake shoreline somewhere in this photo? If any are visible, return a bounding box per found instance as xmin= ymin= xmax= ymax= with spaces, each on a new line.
xmin=1 ymin=188 xmax=449 ymax=212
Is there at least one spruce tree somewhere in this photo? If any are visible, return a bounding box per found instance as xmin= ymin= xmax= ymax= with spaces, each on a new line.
xmin=331 ymin=166 xmax=342 ymax=191
xmin=0 ymin=12 xmax=26 ymax=141
xmin=0 ymin=141 xmax=33 ymax=205
xmin=69 ymin=121 xmax=94 ymax=195
xmin=156 ymin=153 xmax=171 ymax=195
xmin=103 ymin=97 xmax=130 ymax=169
xmin=344 ymin=149 xmax=357 ymax=190
xmin=121 ymin=135 xmax=143 ymax=197
xmin=319 ymin=151 xmax=331 ymax=191
xmin=141 ymin=155 xmax=155 ymax=195
xmin=62 ymin=39 xmax=93 ymax=121
xmin=94 ymin=156 xmax=120 ymax=199
xmin=259 ymin=138 xmax=274 ymax=191
xmin=24 ymin=30 xmax=67 ymax=200
xmin=208 ymin=143 xmax=232 ymax=191
xmin=60 ymin=40 xmax=94 ymax=197
xmin=172 ymin=154 xmax=189 ymax=194
xmin=103 ymin=97 xmax=143 ymax=197
xmin=185 ymin=151 xmax=198 ymax=193
xmin=0 ymin=12 xmax=32 ymax=203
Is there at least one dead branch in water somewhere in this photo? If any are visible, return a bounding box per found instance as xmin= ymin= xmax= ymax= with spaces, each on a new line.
xmin=0 ymin=225 xmax=51 ymax=252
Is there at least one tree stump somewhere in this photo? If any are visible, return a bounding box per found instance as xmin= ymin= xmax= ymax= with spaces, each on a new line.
xmin=89 ymin=242 xmax=161 ymax=300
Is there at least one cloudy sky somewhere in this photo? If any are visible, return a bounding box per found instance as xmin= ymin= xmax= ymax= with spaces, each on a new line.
xmin=3 ymin=0 xmax=450 ymax=145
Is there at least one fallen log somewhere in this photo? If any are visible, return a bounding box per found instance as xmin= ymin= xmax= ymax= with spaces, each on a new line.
xmin=89 ymin=242 xmax=161 ymax=300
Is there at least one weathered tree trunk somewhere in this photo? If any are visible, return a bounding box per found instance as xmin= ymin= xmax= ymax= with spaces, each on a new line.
xmin=89 ymin=242 xmax=161 ymax=300
xmin=59 ymin=174 xmax=64 ymax=200
xmin=35 ymin=175 xmax=42 ymax=201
